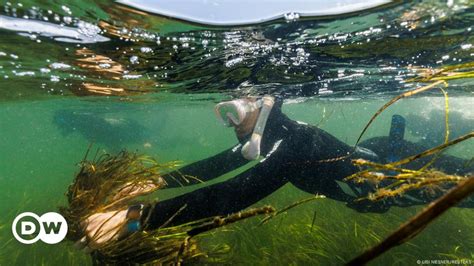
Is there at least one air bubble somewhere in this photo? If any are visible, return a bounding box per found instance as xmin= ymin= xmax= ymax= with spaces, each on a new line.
xmin=284 ymin=12 xmax=300 ymax=22
xmin=129 ymin=56 xmax=139 ymax=64
xmin=140 ymin=47 xmax=153 ymax=53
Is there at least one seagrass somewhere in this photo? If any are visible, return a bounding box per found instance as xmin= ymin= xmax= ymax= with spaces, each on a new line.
xmin=60 ymin=149 xmax=275 ymax=265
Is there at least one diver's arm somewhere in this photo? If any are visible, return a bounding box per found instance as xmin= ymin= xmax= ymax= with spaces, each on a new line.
xmin=162 ymin=96 xmax=283 ymax=188
xmin=142 ymin=154 xmax=289 ymax=229
xmin=162 ymin=145 xmax=249 ymax=188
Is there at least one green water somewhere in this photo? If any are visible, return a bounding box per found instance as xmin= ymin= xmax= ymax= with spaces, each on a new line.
xmin=1 ymin=0 xmax=474 ymax=265
xmin=0 ymin=96 xmax=472 ymax=265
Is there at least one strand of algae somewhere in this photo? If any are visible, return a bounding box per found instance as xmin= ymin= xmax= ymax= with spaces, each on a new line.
xmin=354 ymin=79 xmax=447 ymax=147
xmin=418 ymin=87 xmax=450 ymax=172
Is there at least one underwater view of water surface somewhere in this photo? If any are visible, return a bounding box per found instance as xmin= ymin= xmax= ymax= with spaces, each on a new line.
xmin=1 ymin=0 xmax=474 ymax=265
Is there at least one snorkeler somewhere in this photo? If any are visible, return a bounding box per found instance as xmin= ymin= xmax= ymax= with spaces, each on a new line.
xmin=80 ymin=95 xmax=473 ymax=249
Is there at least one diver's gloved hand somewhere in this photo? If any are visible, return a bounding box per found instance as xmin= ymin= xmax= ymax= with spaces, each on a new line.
xmin=76 ymin=204 xmax=146 ymax=252
xmin=76 ymin=209 xmax=129 ymax=252
xmin=75 ymin=181 xmax=156 ymax=251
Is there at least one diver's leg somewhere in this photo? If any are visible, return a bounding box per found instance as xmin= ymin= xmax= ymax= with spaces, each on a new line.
xmin=346 ymin=115 xmax=474 ymax=211
xmin=389 ymin=114 xmax=472 ymax=175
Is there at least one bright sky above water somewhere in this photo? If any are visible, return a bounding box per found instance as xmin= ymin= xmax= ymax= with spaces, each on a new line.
xmin=117 ymin=0 xmax=393 ymax=25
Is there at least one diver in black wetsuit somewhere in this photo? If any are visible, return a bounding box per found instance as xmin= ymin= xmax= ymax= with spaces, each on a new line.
xmin=139 ymin=96 xmax=472 ymax=229
xmin=80 ymin=96 xmax=473 ymax=248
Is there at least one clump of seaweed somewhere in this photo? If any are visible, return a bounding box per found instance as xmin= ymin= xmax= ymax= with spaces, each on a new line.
xmin=60 ymin=148 xmax=274 ymax=265
xmin=60 ymin=149 xmax=174 ymax=242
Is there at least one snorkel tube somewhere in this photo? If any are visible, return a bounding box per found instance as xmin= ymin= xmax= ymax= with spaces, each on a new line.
xmin=241 ymin=96 xmax=275 ymax=160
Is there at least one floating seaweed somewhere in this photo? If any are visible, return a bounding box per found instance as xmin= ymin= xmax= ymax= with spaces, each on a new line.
xmin=60 ymin=148 xmax=275 ymax=265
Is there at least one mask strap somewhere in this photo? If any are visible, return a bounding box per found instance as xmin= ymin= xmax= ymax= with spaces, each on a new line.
xmin=241 ymin=96 xmax=275 ymax=160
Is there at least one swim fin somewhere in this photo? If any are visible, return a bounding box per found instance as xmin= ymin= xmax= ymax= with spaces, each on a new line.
xmin=387 ymin=114 xmax=406 ymax=162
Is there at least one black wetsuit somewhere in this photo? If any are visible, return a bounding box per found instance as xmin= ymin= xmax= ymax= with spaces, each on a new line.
xmin=141 ymin=102 xmax=473 ymax=230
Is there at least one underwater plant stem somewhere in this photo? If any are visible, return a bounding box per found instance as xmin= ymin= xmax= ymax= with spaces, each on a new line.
xmin=317 ymin=80 xmax=447 ymax=164
xmin=390 ymin=132 xmax=473 ymax=167
xmin=187 ymin=206 xmax=275 ymax=237
xmin=347 ymin=176 xmax=474 ymax=266
xmin=441 ymin=88 xmax=450 ymax=144
xmin=419 ymin=87 xmax=450 ymax=172
xmin=159 ymin=204 xmax=188 ymax=229
xmin=310 ymin=210 xmax=317 ymax=232
xmin=430 ymin=72 xmax=474 ymax=81
xmin=354 ymin=80 xmax=446 ymax=146
xmin=259 ymin=195 xmax=326 ymax=225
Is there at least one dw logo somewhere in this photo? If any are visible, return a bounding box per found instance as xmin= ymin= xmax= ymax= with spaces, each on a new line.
xmin=12 ymin=212 xmax=68 ymax=244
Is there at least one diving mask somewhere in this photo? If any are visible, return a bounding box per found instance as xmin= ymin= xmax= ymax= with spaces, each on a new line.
xmin=215 ymin=96 xmax=275 ymax=160
xmin=214 ymin=98 xmax=259 ymax=127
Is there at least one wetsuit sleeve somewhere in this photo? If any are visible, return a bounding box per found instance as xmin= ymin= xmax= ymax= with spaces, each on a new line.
xmin=142 ymin=150 xmax=290 ymax=230
xmin=162 ymin=145 xmax=249 ymax=188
